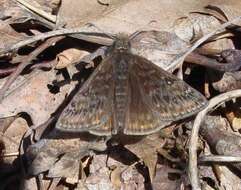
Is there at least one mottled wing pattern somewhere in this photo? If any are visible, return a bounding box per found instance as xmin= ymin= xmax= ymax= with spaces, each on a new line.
xmin=56 ymin=57 xmax=114 ymax=136
xmin=131 ymin=55 xmax=208 ymax=122
xmin=124 ymin=71 xmax=172 ymax=135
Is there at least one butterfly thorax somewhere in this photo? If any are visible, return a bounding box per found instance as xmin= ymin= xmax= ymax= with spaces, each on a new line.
xmin=111 ymin=34 xmax=131 ymax=54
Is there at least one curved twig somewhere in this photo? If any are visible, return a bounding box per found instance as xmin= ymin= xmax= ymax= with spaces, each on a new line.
xmin=189 ymin=89 xmax=241 ymax=190
xmin=186 ymin=52 xmax=241 ymax=72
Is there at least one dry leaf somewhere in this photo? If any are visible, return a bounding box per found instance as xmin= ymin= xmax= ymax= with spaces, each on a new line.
xmin=0 ymin=20 xmax=26 ymax=51
xmin=131 ymin=31 xmax=190 ymax=70
xmin=152 ymin=165 xmax=182 ymax=190
xmin=232 ymin=117 xmax=241 ymax=132
xmin=0 ymin=117 xmax=28 ymax=167
xmin=208 ymin=71 xmax=241 ymax=93
xmin=218 ymin=166 xmax=241 ymax=190
xmin=85 ymin=154 xmax=114 ymax=190
xmin=0 ymin=70 xmax=76 ymax=126
xmin=125 ymin=134 xmax=165 ymax=181
xmin=110 ymin=166 xmax=122 ymax=189
xmin=56 ymin=0 xmax=129 ymax=28
xmin=57 ymin=0 xmax=212 ymax=34
xmin=0 ymin=116 xmax=16 ymax=133
xmin=174 ymin=13 xmax=222 ymax=42
xmin=0 ymin=0 xmax=33 ymax=24
xmin=55 ymin=48 xmax=90 ymax=69
xmin=206 ymin=1 xmax=241 ymax=26
xmin=47 ymin=151 xmax=82 ymax=182
xmin=27 ymin=135 xmax=88 ymax=176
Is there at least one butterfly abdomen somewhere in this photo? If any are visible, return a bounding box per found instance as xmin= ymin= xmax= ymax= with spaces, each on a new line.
xmin=113 ymin=53 xmax=130 ymax=134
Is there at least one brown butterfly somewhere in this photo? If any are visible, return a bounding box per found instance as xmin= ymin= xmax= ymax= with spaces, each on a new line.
xmin=56 ymin=33 xmax=208 ymax=136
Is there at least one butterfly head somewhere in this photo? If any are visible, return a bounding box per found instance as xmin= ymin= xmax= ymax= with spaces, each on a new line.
xmin=112 ymin=33 xmax=131 ymax=53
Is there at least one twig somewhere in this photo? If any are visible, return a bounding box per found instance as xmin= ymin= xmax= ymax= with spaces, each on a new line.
xmin=0 ymin=36 xmax=63 ymax=101
xmin=15 ymin=0 xmax=56 ymax=23
xmin=186 ymin=52 xmax=241 ymax=72
xmin=189 ymin=89 xmax=241 ymax=190
xmin=1 ymin=152 xmax=19 ymax=157
xmin=204 ymin=75 xmax=210 ymax=98
xmin=167 ymin=15 xmax=241 ymax=72
xmin=199 ymin=155 xmax=241 ymax=163
xmin=31 ymin=59 xmax=57 ymax=69
xmin=0 ymin=27 xmax=113 ymax=55
xmin=0 ymin=67 xmax=16 ymax=76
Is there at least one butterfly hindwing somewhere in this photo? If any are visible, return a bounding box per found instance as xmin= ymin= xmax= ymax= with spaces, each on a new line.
xmin=56 ymin=57 xmax=114 ymax=136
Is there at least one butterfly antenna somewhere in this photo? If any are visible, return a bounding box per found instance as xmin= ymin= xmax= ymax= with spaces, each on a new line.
xmin=129 ymin=30 xmax=143 ymax=40
xmin=86 ymin=23 xmax=116 ymax=40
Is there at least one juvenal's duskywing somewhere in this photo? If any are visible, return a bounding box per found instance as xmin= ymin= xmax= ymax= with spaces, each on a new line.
xmin=56 ymin=34 xmax=208 ymax=136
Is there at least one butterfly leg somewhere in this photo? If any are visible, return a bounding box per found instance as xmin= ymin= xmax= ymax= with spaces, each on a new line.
xmin=87 ymin=136 xmax=111 ymax=152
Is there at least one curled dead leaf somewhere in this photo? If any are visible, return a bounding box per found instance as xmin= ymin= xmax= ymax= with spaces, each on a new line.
xmin=55 ymin=48 xmax=90 ymax=69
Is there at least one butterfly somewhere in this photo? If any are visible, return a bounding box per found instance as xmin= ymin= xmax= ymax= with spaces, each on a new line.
xmin=56 ymin=33 xmax=208 ymax=136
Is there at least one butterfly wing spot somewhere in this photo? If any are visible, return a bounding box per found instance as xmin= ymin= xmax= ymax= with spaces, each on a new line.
xmin=184 ymin=87 xmax=192 ymax=94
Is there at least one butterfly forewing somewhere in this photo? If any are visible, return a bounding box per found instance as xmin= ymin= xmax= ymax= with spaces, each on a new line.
xmin=130 ymin=55 xmax=208 ymax=122
xmin=56 ymin=57 xmax=114 ymax=136
xmin=124 ymin=69 xmax=172 ymax=135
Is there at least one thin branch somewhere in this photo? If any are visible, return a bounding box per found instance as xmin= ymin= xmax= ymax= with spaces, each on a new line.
xmin=0 ymin=67 xmax=16 ymax=76
xmin=199 ymin=155 xmax=241 ymax=163
xmin=1 ymin=152 xmax=19 ymax=157
xmin=0 ymin=27 xmax=113 ymax=55
xmin=186 ymin=52 xmax=241 ymax=72
xmin=15 ymin=0 xmax=56 ymax=23
xmin=189 ymin=89 xmax=241 ymax=190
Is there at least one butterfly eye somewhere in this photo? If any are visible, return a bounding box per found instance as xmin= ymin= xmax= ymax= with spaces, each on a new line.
xmin=114 ymin=37 xmax=131 ymax=52
xmin=185 ymin=88 xmax=192 ymax=94
xmin=71 ymin=102 xmax=76 ymax=107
